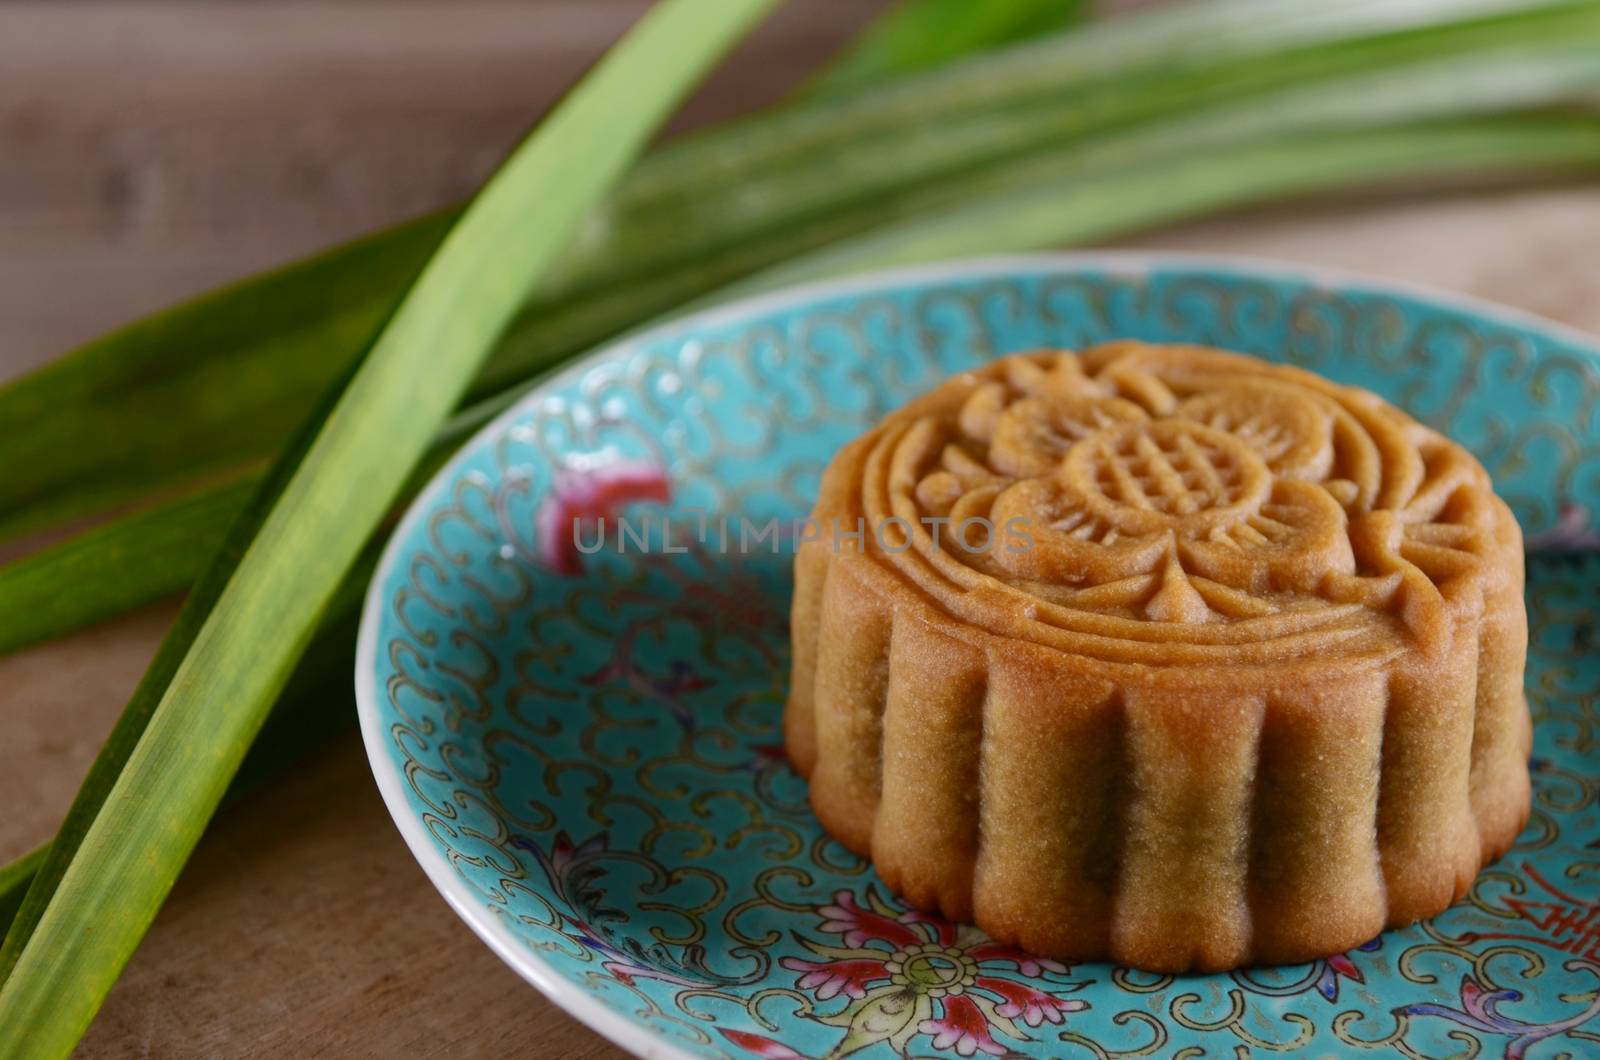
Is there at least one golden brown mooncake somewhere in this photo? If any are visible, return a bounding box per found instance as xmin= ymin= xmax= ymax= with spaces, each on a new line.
xmin=784 ymin=342 xmax=1530 ymax=973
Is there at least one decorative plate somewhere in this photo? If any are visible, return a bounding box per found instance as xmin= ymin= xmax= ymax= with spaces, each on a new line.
xmin=355 ymin=255 xmax=1600 ymax=1059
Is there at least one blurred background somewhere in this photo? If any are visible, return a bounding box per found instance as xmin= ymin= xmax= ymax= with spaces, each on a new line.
xmin=4 ymin=2 xmax=1598 ymax=1056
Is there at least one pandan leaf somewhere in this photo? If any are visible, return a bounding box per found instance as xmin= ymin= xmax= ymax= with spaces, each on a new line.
xmin=805 ymin=0 xmax=1087 ymax=99
xmin=0 ymin=2 xmax=778 ymax=1051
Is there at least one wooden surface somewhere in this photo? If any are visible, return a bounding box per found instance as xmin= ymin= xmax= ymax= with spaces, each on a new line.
xmin=6 ymin=3 xmax=1600 ymax=1058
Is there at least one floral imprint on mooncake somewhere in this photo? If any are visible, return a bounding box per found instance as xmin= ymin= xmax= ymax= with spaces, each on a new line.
xmin=897 ymin=343 xmax=1507 ymax=642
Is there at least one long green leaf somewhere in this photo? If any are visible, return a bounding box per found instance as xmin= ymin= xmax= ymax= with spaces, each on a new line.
xmin=3 ymin=0 xmax=1587 ymax=546
xmin=0 ymin=848 xmax=45 ymax=936
xmin=0 ymin=559 xmax=369 ymax=941
xmin=5 ymin=35 xmax=1599 ymax=658
xmin=448 ymin=0 xmax=1600 ymax=398
xmin=805 ymin=0 xmax=1087 ymax=99
xmin=0 ymin=1 xmax=778 ymax=1050
xmin=744 ymin=114 xmax=1600 ymax=287
xmin=0 ymin=352 xmax=359 ymax=986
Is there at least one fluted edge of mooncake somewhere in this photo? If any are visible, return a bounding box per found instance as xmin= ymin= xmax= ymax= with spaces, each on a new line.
xmin=784 ymin=509 xmax=1529 ymax=974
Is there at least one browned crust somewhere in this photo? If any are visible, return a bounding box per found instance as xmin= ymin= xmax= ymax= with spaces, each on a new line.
xmin=785 ymin=344 xmax=1531 ymax=972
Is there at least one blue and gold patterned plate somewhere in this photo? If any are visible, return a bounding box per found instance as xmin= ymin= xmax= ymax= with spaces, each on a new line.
xmin=356 ymin=255 xmax=1600 ymax=1059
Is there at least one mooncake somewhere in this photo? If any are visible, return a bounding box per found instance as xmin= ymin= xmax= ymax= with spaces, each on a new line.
xmin=785 ymin=342 xmax=1529 ymax=972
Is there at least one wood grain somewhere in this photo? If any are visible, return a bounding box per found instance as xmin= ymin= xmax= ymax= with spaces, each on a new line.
xmin=5 ymin=2 xmax=1600 ymax=1058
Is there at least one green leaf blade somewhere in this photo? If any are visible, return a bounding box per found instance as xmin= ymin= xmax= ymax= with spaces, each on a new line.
xmin=743 ymin=115 xmax=1600 ymax=288
xmin=806 ymin=0 xmax=1087 ymax=99
xmin=0 ymin=478 xmax=252 ymax=656
xmin=0 ymin=847 xmax=46 ymax=938
xmin=0 ymin=0 xmax=779 ymax=1051
xmin=0 ymin=216 xmax=451 ymax=544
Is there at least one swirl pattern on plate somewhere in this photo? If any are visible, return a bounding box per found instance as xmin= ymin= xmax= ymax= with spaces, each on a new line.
xmin=787 ymin=342 xmax=1530 ymax=972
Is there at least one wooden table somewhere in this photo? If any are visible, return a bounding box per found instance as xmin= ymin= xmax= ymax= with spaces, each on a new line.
xmin=6 ymin=3 xmax=1600 ymax=1056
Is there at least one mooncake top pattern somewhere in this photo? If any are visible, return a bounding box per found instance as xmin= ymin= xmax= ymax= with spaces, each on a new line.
xmin=847 ymin=343 xmax=1517 ymax=661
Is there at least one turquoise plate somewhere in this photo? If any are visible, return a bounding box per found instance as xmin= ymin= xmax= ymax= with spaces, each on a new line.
xmin=355 ymin=255 xmax=1600 ymax=1059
